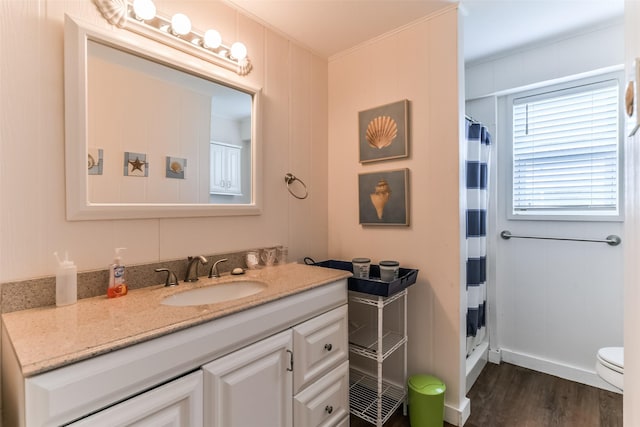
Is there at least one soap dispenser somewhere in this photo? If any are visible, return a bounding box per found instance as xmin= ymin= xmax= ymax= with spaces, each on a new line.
xmin=54 ymin=251 xmax=77 ymax=307
xmin=108 ymin=247 xmax=128 ymax=298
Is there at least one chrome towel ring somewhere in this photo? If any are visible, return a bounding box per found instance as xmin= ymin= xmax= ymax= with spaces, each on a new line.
xmin=284 ymin=173 xmax=308 ymax=199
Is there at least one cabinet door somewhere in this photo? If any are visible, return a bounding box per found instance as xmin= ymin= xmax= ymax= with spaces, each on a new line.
xmin=293 ymin=304 xmax=348 ymax=393
xmin=210 ymin=143 xmax=227 ymax=193
xmin=210 ymin=142 xmax=242 ymax=195
xmin=293 ymin=361 xmax=350 ymax=427
xmin=202 ymin=330 xmax=293 ymax=427
xmin=225 ymin=145 xmax=242 ymax=194
xmin=68 ymin=371 xmax=203 ymax=427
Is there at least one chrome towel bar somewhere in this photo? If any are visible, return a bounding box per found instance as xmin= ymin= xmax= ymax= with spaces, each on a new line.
xmin=500 ymin=230 xmax=621 ymax=246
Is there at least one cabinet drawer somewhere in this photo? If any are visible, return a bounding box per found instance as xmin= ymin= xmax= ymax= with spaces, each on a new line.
xmin=334 ymin=415 xmax=349 ymax=427
xmin=293 ymin=361 xmax=349 ymax=427
xmin=293 ymin=304 xmax=348 ymax=392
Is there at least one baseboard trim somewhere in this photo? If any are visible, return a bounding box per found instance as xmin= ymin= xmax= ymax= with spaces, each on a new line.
xmin=444 ymin=396 xmax=470 ymax=426
xmin=465 ymin=341 xmax=488 ymax=394
xmin=500 ymin=348 xmax=621 ymax=394
xmin=488 ymin=348 xmax=502 ymax=364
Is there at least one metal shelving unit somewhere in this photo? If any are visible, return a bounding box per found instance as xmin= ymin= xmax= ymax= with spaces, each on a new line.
xmin=348 ymin=289 xmax=408 ymax=426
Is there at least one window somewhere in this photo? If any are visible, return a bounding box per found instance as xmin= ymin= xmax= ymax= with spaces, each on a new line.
xmin=509 ymin=75 xmax=622 ymax=220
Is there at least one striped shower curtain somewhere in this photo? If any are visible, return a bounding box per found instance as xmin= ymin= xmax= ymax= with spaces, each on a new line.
xmin=466 ymin=118 xmax=492 ymax=356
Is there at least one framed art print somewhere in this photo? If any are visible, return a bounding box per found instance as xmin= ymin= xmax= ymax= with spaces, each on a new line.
xmin=88 ymin=148 xmax=103 ymax=175
xmin=166 ymin=156 xmax=186 ymax=179
xmin=359 ymin=99 xmax=409 ymax=163
xmin=358 ymin=168 xmax=409 ymax=226
xmin=124 ymin=152 xmax=148 ymax=177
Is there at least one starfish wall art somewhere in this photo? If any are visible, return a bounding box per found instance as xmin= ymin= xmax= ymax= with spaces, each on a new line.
xmin=124 ymin=152 xmax=148 ymax=177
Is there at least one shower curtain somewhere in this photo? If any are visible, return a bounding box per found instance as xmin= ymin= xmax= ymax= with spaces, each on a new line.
xmin=465 ymin=118 xmax=492 ymax=357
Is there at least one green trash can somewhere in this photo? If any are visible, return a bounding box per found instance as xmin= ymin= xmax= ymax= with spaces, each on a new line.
xmin=407 ymin=374 xmax=446 ymax=427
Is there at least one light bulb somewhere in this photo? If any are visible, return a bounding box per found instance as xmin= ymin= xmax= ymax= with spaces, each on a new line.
xmin=132 ymin=0 xmax=156 ymax=21
xmin=171 ymin=13 xmax=191 ymax=36
xmin=230 ymin=42 xmax=247 ymax=61
xmin=203 ymin=29 xmax=222 ymax=49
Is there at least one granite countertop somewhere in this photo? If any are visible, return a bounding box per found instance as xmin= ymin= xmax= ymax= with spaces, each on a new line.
xmin=2 ymin=263 xmax=351 ymax=377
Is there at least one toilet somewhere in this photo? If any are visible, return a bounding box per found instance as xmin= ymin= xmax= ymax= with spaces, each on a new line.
xmin=596 ymin=347 xmax=624 ymax=391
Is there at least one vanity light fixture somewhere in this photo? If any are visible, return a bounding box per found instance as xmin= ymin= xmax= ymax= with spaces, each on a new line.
xmin=230 ymin=42 xmax=248 ymax=61
xmin=132 ymin=0 xmax=155 ymax=21
xmin=203 ymin=29 xmax=222 ymax=49
xmin=170 ymin=13 xmax=191 ymax=36
xmin=93 ymin=0 xmax=253 ymax=76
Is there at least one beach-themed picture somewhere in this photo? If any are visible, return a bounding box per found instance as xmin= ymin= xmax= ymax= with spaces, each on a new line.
xmin=358 ymin=168 xmax=409 ymax=226
xmin=88 ymin=148 xmax=103 ymax=175
xmin=124 ymin=152 xmax=148 ymax=177
xmin=166 ymin=156 xmax=186 ymax=179
xmin=359 ymin=99 xmax=409 ymax=163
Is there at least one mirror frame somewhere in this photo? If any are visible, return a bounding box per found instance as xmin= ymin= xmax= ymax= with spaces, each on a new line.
xmin=64 ymin=14 xmax=262 ymax=220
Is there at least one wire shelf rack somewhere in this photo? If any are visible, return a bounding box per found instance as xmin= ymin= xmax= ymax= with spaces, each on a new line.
xmin=349 ymin=329 xmax=407 ymax=361
xmin=349 ymin=368 xmax=406 ymax=425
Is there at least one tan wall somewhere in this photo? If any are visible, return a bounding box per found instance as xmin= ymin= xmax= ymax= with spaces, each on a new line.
xmin=327 ymin=6 xmax=465 ymax=419
xmin=0 ymin=2 xmax=328 ymax=421
xmin=0 ymin=0 xmax=467 ymax=423
xmin=0 ymin=0 xmax=329 ymax=281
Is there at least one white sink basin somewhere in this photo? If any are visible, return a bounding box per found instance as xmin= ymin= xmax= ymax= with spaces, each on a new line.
xmin=161 ymin=281 xmax=268 ymax=307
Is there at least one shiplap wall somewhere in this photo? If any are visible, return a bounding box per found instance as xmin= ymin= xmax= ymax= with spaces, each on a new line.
xmin=0 ymin=0 xmax=328 ymax=279
xmin=328 ymin=6 xmax=469 ymax=425
xmin=0 ymin=1 xmax=329 ymax=421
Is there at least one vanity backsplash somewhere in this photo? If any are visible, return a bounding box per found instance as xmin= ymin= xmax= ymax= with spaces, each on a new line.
xmin=1 ymin=248 xmax=279 ymax=313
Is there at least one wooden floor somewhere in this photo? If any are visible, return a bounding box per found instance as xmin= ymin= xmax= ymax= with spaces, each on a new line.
xmin=350 ymin=362 xmax=622 ymax=427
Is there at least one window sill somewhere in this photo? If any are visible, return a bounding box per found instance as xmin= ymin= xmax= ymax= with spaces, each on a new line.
xmin=508 ymin=212 xmax=624 ymax=222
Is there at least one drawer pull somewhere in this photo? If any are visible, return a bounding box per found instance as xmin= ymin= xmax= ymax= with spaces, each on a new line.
xmin=325 ymin=405 xmax=333 ymax=414
xmin=324 ymin=343 xmax=333 ymax=351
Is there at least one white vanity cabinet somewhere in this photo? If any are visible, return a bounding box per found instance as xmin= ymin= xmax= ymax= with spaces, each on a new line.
xmin=203 ymin=304 xmax=350 ymax=427
xmin=3 ymin=279 xmax=348 ymax=427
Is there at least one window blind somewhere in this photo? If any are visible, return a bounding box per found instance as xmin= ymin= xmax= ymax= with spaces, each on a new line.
xmin=512 ymin=80 xmax=619 ymax=215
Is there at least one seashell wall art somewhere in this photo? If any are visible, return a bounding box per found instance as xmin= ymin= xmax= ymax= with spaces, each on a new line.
xmin=366 ymin=116 xmax=398 ymax=149
xmin=370 ymin=178 xmax=391 ymax=219
xmin=358 ymin=169 xmax=409 ymax=226
xmin=359 ymin=100 xmax=409 ymax=163
xmin=166 ymin=156 xmax=187 ymax=179
xmin=88 ymin=148 xmax=103 ymax=175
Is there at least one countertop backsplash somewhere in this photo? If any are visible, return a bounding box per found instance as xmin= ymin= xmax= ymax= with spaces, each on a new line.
xmin=1 ymin=249 xmax=264 ymax=313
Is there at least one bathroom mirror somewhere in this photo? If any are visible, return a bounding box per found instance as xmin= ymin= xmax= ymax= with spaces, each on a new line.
xmin=64 ymin=15 xmax=262 ymax=220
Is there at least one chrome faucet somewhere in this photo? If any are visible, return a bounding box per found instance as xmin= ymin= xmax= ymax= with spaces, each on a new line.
xmin=208 ymin=258 xmax=229 ymax=278
xmin=155 ymin=268 xmax=179 ymax=287
xmin=185 ymin=255 xmax=208 ymax=282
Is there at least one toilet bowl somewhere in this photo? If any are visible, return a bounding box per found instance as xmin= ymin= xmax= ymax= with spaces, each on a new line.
xmin=596 ymin=347 xmax=623 ymax=391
